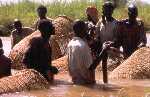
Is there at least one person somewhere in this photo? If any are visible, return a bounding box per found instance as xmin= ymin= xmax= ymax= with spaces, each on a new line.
xmin=0 ymin=38 xmax=11 ymax=78
xmin=96 ymin=2 xmax=117 ymax=43
xmin=91 ymin=2 xmax=118 ymax=83
xmin=11 ymin=19 xmax=34 ymax=48
xmin=115 ymin=5 xmax=147 ymax=58
xmin=85 ymin=6 xmax=102 ymax=60
xmin=85 ymin=6 xmax=99 ymax=40
xmin=34 ymin=5 xmax=53 ymax=30
xmin=86 ymin=6 xmax=99 ymax=26
xmin=67 ymin=20 xmax=95 ymax=84
xmin=23 ymin=19 xmax=58 ymax=82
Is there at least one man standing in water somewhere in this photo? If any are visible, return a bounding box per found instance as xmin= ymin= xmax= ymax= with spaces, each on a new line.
xmin=90 ymin=2 xmax=118 ymax=83
xmin=11 ymin=19 xmax=33 ymax=48
xmin=115 ymin=5 xmax=147 ymax=58
xmin=34 ymin=5 xmax=53 ymax=30
xmin=0 ymin=38 xmax=11 ymax=78
xmin=67 ymin=20 xmax=95 ymax=84
xmin=23 ymin=20 xmax=58 ymax=82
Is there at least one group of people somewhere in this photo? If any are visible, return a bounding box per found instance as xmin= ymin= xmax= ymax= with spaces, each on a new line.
xmin=68 ymin=2 xmax=147 ymax=84
xmin=0 ymin=1 xmax=147 ymax=86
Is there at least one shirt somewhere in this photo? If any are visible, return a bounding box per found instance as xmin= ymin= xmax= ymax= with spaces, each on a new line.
xmin=67 ymin=37 xmax=95 ymax=84
xmin=96 ymin=19 xmax=118 ymax=43
xmin=116 ymin=19 xmax=147 ymax=58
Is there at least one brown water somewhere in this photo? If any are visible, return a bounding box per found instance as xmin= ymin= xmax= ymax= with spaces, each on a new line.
xmin=1 ymin=36 xmax=150 ymax=97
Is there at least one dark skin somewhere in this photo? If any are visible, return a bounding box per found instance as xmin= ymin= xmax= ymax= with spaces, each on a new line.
xmin=37 ymin=8 xmax=47 ymax=19
xmin=14 ymin=21 xmax=23 ymax=34
xmin=34 ymin=6 xmax=49 ymax=30
xmin=128 ymin=8 xmax=138 ymax=24
xmin=0 ymin=38 xmax=11 ymax=78
xmin=128 ymin=7 xmax=145 ymax=48
xmin=73 ymin=21 xmax=88 ymax=39
xmin=102 ymin=4 xmax=114 ymax=25
xmin=89 ymin=3 xmax=115 ymax=84
xmin=23 ymin=20 xmax=57 ymax=82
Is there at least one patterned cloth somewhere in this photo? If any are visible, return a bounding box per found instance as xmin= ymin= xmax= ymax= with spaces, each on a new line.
xmin=116 ymin=19 xmax=147 ymax=58
xmin=67 ymin=37 xmax=95 ymax=84
xmin=11 ymin=27 xmax=34 ymax=48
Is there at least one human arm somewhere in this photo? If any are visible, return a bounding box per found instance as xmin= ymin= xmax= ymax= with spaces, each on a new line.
xmin=88 ymin=41 xmax=113 ymax=70
xmin=138 ymin=21 xmax=147 ymax=48
xmin=11 ymin=31 xmax=17 ymax=49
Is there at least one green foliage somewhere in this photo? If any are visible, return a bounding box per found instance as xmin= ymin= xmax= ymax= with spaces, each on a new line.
xmin=0 ymin=0 xmax=150 ymax=36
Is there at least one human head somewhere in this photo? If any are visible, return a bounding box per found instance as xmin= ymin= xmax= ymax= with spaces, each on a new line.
xmin=37 ymin=5 xmax=47 ymax=18
xmin=13 ymin=19 xmax=22 ymax=31
xmin=128 ymin=4 xmax=138 ymax=21
xmin=86 ymin=6 xmax=99 ymax=24
xmin=38 ymin=19 xmax=55 ymax=40
xmin=73 ymin=20 xmax=87 ymax=38
xmin=102 ymin=2 xmax=114 ymax=18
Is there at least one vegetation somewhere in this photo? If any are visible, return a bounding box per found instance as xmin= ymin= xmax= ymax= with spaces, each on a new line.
xmin=0 ymin=0 xmax=150 ymax=36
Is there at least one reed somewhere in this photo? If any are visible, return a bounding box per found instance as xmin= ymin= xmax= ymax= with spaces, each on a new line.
xmin=0 ymin=0 xmax=150 ymax=36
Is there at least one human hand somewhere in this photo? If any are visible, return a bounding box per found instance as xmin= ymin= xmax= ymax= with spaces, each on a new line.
xmin=138 ymin=43 xmax=146 ymax=48
xmin=102 ymin=41 xmax=114 ymax=50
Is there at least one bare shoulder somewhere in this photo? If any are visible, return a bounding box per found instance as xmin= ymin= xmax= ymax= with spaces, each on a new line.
xmin=30 ymin=37 xmax=43 ymax=46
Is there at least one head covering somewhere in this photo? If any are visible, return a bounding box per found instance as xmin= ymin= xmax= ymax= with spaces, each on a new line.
xmin=86 ymin=6 xmax=98 ymax=17
xmin=86 ymin=6 xmax=99 ymax=24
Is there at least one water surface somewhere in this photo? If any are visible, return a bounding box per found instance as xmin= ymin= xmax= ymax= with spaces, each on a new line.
xmin=1 ymin=34 xmax=150 ymax=97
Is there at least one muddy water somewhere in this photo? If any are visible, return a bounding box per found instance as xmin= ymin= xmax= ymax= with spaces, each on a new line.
xmin=1 ymin=35 xmax=150 ymax=97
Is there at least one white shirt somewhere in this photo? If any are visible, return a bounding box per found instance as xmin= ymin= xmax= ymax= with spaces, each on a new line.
xmin=67 ymin=37 xmax=95 ymax=84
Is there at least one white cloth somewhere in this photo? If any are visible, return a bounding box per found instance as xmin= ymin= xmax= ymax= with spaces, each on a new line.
xmin=67 ymin=37 xmax=95 ymax=84
xmin=96 ymin=19 xmax=118 ymax=43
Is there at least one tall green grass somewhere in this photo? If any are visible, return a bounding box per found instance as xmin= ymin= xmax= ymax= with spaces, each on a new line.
xmin=0 ymin=0 xmax=150 ymax=36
